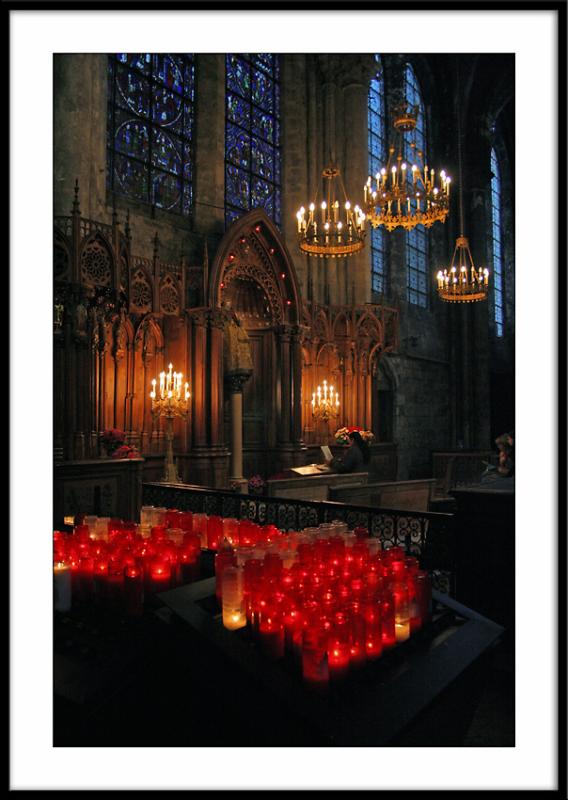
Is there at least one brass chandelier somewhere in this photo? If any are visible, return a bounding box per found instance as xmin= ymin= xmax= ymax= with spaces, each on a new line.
xmin=296 ymin=165 xmax=366 ymax=258
xmin=363 ymin=100 xmax=450 ymax=232
xmin=436 ymin=62 xmax=489 ymax=304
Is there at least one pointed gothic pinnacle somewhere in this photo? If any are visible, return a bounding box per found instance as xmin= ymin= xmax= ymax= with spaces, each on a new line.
xmin=72 ymin=178 xmax=80 ymax=215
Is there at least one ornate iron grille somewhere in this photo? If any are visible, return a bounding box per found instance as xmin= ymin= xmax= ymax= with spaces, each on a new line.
xmin=142 ymin=482 xmax=455 ymax=594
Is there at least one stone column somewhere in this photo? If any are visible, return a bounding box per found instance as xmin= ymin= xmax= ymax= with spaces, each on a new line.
xmin=340 ymin=55 xmax=376 ymax=305
xmin=226 ymin=370 xmax=252 ymax=492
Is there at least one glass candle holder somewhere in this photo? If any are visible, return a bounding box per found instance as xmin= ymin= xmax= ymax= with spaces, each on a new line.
xmin=222 ymin=565 xmax=246 ymax=630
xmin=148 ymin=557 xmax=171 ymax=594
xmin=93 ymin=557 xmax=108 ymax=605
xmin=179 ymin=511 xmax=193 ymax=532
xmin=302 ymin=626 xmax=329 ymax=694
xmin=139 ymin=506 xmax=155 ymax=526
xmin=124 ymin=564 xmax=144 ymax=617
xmin=166 ymin=509 xmax=183 ymax=529
xmin=222 ymin=517 xmax=239 ymax=546
xmin=53 ymin=561 xmax=72 ymax=612
xmin=151 ymin=507 xmax=167 ymax=527
xmin=416 ymin=570 xmax=432 ymax=625
xmin=363 ymin=600 xmax=383 ymax=660
xmin=192 ymin=513 xmax=208 ymax=548
xmin=259 ymin=602 xmax=285 ymax=660
xmin=167 ymin=528 xmax=184 ymax=547
xmin=215 ymin=546 xmax=237 ymax=603
xmin=207 ymin=516 xmax=223 ymax=551
xmin=380 ymin=592 xmax=396 ymax=649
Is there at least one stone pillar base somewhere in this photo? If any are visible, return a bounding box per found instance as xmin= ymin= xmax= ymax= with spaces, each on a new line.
xmin=228 ymin=478 xmax=249 ymax=494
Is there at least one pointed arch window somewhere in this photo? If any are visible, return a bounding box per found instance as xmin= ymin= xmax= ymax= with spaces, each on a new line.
xmin=368 ymin=55 xmax=387 ymax=294
xmin=225 ymin=54 xmax=282 ymax=228
xmin=490 ymin=147 xmax=504 ymax=336
xmin=404 ymin=63 xmax=429 ymax=308
xmin=107 ymin=54 xmax=196 ymax=215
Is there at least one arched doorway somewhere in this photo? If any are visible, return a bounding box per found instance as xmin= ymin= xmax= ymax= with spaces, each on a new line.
xmin=208 ymin=210 xmax=304 ymax=478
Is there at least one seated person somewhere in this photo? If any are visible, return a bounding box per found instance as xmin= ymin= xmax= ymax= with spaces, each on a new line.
xmin=328 ymin=430 xmax=370 ymax=473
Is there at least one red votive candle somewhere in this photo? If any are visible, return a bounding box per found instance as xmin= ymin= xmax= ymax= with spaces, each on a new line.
xmin=150 ymin=525 xmax=167 ymax=544
xmin=179 ymin=511 xmax=193 ymax=533
xmin=263 ymin=551 xmax=283 ymax=581
xmin=192 ymin=513 xmax=208 ymax=548
xmin=363 ymin=600 xmax=383 ymax=660
xmin=166 ymin=509 xmax=182 ymax=529
xmin=207 ymin=516 xmax=223 ymax=551
xmin=77 ymin=555 xmax=94 ymax=601
xmin=148 ymin=557 xmax=171 ymax=594
xmin=124 ymin=564 xmax=144 ymax=617
xmin=353 ymin=525 xmax=369 ymax=540
xmin=259 ymin=602 xmax=285 ymax=660
xmin=283 ymin=601 xmax=303 ymax=651
xmin=302 ymin=626 xmax=329 ymax=694
xmin=222 ymin=517 xmax=239 ymax=546
xmin=416 ymin=570 xmax=432 ymax=625
xmin=349 ymin=608 xmax=367 ymax=669
xmin=179 ymin=542 xmax=200 ymax=584
xmin=243 ymin=558 xmax=262 ymax=622
xmin=215 ymin=545 xmax=237 ymax=602
xmin=93 ymin=557 xmax=108 ymax=605
xmin=107 ymin=555 xmax=125 ymax=610
xmin=380 ymin=592 xmax=396 ymax=649
xmin=328 ymin=610 xmax=351 ymax=682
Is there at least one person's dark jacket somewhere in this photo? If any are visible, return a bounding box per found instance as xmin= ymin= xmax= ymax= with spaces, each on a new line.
xmin=331 ymin=443 xmax=365 ymax=473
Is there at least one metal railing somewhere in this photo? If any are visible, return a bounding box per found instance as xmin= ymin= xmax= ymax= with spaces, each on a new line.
xmin=142 ymin=482 xmax=456 ymax=593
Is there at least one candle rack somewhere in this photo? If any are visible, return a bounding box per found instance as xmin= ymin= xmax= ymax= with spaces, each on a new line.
xmin=150 ymin=363 xmax=190 ymax=484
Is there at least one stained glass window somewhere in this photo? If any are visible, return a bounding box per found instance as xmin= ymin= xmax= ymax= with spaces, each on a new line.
xmin=490 ymin=148 xmax=504 ymax=336
xmin=107 ymin=53 xmax=196 ymax=216
xmin=368 ymin=56 xmax=387 ymax=294
xmin=225 ymin=54 xmax=281 ymax=227
xmin=404 ymin=63 xmax=429 ymax=308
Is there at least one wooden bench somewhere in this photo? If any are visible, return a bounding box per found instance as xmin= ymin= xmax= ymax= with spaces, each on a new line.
xmin=266 ymin=471 xmax=368 ymax=501
xmin=329 ymin=478 xmax=437 ymax=512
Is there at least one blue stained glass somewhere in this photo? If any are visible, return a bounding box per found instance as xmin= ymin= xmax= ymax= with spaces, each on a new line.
xmin=225 ymin=54 xmax=281 ymax=228
xmin=368 ymin=56 xmax=387 ymax=294
xmin=253 ymin=53 xmax=274 ymax=72
xmin=153 ymin=54 xmax=184 ymax=94
xmin=117 ymin=53 xmax=151 ymax=73
xmin=251 ymin=178 xmax=272 ymax=207
xmin=226 ymin=124 xmax=251 ymax=169
xmin=151 ymin=128 xmax=181 ymax=174
xmin=227 ymin=93 xmax=251 ymax=129
xmin=114 ymin=116 xmax=149 ymax=161
xmin=153 ymin=87 xmax=183 ymax=127
xmin=490 ymin=147 xmax=504 ymax=335
xmin=152 ymin=171 xmax=181 ymax=210
xmin=227 ymin=55 xmax=250 ymax=97
xmin=183 ymin=182 xmax=192 ymax=215
xmin=252 ymin=139 xmax=274 ymax=180
xmin=252 ymin=107 xmax=274 ymax=144
xmin=226 ymin=165 xmax=250 ymax=209
xmin=115 ymin=65 xmax=150 ymax=117
xmin=114 ymin=153 xmax=149 ymax=200
xmin=252 ymin=71 xmax=273 ymax=111
xmin=108 ymin=53 xmax=195 ymax=216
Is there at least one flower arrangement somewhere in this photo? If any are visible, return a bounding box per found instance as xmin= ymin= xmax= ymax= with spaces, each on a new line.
xmin=248 ymin=474 xmax=267 ymax=496
xmin=100 ymin=428 xmax=126 ymax=454
xmin=111 ymin=443 xmax=141 ymax=460
xmin=495 ymin=431 xmax=514 ymax=476
xmin=334 ymin=426 xmax=375 ymax=446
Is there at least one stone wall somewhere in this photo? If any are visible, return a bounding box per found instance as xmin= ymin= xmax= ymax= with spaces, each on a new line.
xmin=53 ymin=51 xmax=514 ymax=481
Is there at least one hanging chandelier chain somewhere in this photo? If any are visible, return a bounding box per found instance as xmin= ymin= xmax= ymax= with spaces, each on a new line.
xmin=456 ymin=58 xmax=465 ymax=237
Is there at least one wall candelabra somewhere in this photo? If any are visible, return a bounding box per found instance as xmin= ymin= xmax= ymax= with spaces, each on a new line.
xmin=150 ymin=363 xmax=190 ymax=484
